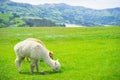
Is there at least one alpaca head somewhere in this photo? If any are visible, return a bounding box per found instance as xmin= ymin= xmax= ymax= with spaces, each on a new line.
xmin=52 ymin=60 xmax=60 ymax=72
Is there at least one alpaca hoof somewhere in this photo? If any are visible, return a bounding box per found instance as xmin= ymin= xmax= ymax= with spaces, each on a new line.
xmin=40 ymin=71 xmax=47 ymax=75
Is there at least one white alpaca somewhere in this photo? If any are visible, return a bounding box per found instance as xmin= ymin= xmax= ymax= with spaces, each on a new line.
xmin=14 ymin=38 xmax=60 ymax=73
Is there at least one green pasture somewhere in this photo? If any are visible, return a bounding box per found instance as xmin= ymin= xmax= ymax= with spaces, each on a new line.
xmin=0 ymin=26 xmax=120 ymax=80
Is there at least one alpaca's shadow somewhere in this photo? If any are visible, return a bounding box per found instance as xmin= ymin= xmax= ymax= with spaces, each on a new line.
xmin=20 ymin=70 xmax=63 ymax=75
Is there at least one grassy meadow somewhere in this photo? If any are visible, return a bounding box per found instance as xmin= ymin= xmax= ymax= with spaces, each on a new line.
xmin=0 ymin=26 xmax=120 ymax=80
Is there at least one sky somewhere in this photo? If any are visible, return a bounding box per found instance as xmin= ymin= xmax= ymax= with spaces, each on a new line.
xmin=10 ymin=0 xmax=120 ymax=9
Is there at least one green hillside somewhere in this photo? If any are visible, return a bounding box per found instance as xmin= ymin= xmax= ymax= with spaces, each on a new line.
xmin=0 ymin=0 xmax=120 ymax=27
xmin=0 ymin=27 xmax=120 ymax=80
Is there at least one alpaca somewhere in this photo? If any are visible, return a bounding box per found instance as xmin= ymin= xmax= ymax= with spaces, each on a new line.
xmin=14 ymin=38 xmax=60 ymax=73
xmin=24 ymin=38 xmax=54 ymax=61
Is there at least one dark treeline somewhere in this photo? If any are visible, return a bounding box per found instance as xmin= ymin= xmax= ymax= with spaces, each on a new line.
xmin=0 ymin=12 xmax=65 ymax=28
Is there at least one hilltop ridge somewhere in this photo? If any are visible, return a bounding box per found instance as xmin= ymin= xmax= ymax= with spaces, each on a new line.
xmin=0 ymin=0 xmax=120 ymax=27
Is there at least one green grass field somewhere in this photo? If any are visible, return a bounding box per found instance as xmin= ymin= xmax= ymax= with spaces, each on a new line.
xmin=0 ymin=27 xmax=120 ymax=80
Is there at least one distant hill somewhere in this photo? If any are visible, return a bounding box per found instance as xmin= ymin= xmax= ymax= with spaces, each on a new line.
xmin=0 ymin=0 xmax=120 ymax=27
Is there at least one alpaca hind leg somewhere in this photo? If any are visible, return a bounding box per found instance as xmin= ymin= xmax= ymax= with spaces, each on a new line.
xmin=15 ymin=56 xmax=24 ymax=72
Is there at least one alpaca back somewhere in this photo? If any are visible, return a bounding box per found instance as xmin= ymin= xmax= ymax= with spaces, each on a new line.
xmin=26 ymin=38 xmax=45 ymax=47
xmin=14 ymin=39 xmax=49 ymax=60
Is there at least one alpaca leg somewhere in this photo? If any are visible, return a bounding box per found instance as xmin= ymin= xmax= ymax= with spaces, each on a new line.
xmin=15 ymin=56 xmax=24 ymax=72
xmin=35 ymin=60 xmax=39 ymax=72
xmin=30 ymin=59 xmax=36 ymax=73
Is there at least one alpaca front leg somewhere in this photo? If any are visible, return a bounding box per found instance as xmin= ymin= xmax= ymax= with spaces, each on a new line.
xmin=35 ymin=60 xmax=39 ymax=72
xmin=30 ymin=59 xmax=36 ymax=73
xmin=15 ymin=57 xmax=24 ymax=73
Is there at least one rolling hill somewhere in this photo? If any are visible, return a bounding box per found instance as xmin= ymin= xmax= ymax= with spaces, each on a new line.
xmin=0 ymin=0 xmax=120 ymax=27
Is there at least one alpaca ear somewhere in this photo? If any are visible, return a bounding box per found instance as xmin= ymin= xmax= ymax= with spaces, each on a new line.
xmin=56 ymin=59 xmax=59 ymax=63
xmin=55 ymin=61 xmax=57 ymax=65
xmin=55 ymin=59 xmax=59 ymax=65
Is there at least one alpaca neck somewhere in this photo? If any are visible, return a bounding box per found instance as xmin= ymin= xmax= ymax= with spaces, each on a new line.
xmin=44 ymin=56 xmax=55 ymax=68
